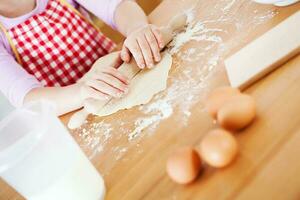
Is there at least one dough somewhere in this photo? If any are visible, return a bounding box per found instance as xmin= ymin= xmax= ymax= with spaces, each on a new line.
xmin=68 ymin=13 xmax=187 ymax=128
xmin=86 ymin=52 xmax=173 ymax=117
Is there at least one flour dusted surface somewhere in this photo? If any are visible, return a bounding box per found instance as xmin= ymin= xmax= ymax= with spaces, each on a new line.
xmin=71 ymin=0 xmax=278 ymax=175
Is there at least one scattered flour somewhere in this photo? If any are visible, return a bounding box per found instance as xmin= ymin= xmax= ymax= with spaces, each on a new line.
xmin=169 ymin=20 xmax=224 ymax=55
xmin=222 ymin=0 xmax=238 ymax=12
xmin=77 ymin=122 xmax=112 ymax=159
xmin=72 ymin=0 xmax=278 ymax=163
xmin=129 ymin=99 xmax=173 ymax=140
xmin=113 ymin=146 xmax=128 ymax=161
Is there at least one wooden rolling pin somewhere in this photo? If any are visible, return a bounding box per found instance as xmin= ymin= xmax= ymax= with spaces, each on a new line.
xmin=68 ymin=14 xmax=187 ymax=129
xmin=225 ymin=11 xmax=300 ymax=89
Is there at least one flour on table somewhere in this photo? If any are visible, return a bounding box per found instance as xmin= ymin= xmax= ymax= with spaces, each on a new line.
xmin=73 ymin=0 xmax=278 ymax=164
xmin=129 ymin=99 xmax=173 ymax=140
xmin=77 ymin=122 xmax=112 ymax=159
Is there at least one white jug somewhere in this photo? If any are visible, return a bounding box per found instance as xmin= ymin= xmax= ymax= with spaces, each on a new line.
xmin=252 ymin=0 xmax=299 ymax=6
xmin=0 ymin=92 xmax=13 ymax=120
xmin=0 ymin=101 xmax=105 ymax=200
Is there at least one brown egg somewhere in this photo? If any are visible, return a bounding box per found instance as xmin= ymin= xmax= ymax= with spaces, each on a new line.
xmin=199 ymin=129 xmax=238 ymax=168
xmin=206 ymin=86 xmax=240 ymax=119
xmin=217 ymin=94 xmax=256 ymax=131
xmin=166 ymin=147 xmax=202 ymax=184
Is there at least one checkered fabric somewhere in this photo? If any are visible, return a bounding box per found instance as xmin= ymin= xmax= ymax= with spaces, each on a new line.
xmin=7 ymin=0 xmax=116 ymax=86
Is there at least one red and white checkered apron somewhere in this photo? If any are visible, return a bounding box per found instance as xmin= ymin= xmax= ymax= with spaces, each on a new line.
xmin=7 ymin=0 xmax=116 ymax=86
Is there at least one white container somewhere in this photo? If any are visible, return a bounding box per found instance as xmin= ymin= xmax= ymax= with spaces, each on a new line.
xmin=0 ymin=101 xmax=105 ymax=200
xmin=0 ymin=92 xmax=13 ymax=120
xmin=252 ymin=0 xmax=300 ymax=6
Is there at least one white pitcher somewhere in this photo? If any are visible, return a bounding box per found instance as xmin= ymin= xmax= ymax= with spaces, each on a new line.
xmin=0 ymin=101 xmax=105 ymax=200
xmin=253 ymin=0 xmax=299 ymax=6
xmin=0 ymin=92 xmax=13 ymax=120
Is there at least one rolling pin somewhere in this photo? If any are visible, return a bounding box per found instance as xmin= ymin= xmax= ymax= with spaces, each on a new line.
xmin=225 ymin=11 xmax=300 ymax=90
xmin=68 ymin=13 xmax=187 ymax=129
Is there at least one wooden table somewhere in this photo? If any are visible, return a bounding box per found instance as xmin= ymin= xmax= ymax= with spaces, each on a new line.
xmin=1 ymin=0 xmax=300 ymax=199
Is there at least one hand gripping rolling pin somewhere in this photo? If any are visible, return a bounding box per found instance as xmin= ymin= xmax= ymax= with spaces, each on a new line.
xmin=68 ymin=14 xmax=187 ymax=129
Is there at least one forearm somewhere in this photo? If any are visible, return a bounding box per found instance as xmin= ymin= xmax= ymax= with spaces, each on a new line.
xmin=24 ymin=84 xmax=83 ymax=116
xmin=114 ymin=1 xmax=149 ymax=36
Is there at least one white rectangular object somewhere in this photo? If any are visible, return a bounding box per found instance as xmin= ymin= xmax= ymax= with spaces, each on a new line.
xmin=0 ymin=101 xmax=105 ymax=200
xmin=225 ymin=11 xmax=300 ymax=89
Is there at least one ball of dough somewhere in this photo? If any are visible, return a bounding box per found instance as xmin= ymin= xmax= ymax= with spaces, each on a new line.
xmin=206 ymin=86 xmax=240 ymax=119
xmin=166 ymin=147 xmax=202 ymax=184
xmin=199 ymin=129 xmax=238 ymax=168
xmin=217 ymin=94 xmax=256 ymax=131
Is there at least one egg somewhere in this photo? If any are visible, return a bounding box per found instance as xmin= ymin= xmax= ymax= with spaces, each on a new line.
xmin=206 ymin=86 xmax=240 ymax=119
xmin=199 ymin=129 xmax=238 ymax=168
xmin=166 ymin=147 xmax=202 ymax=184
xmin=217 ymin=94 xmax=256 ymax=131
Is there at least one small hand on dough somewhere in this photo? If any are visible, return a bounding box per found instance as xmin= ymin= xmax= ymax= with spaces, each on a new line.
xmin=78 ymin=52 xmax=130 ymax=101
xmin=88 ymin=52 xmax=173 ymax=117
xmin=121 ymin=24 xmax=164 ymax=69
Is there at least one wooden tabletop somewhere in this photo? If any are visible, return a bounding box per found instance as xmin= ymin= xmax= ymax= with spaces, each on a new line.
xmin=1 ymin=0 xmax=300 ymax=199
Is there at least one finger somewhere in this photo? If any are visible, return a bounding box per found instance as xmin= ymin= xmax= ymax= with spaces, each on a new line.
xmin=137 ymin=36 xmax=154 ymax=68
xmin=106 ymin=51 xmax=123 ymax=69
xmin=151 ymin=26 xmax=164 ymax=49
xmin=121 ymin=46 xmax=131 ymax=63
xmin=82 ymin=85 xmax=110 ymax=100
xmin=126 ymin=40 xmax=146 ymax=69
xmin=101 ymin=67 xmax=130 ymax=85
xmin=99 ymin=51 xmax=123 ymax=70
xmin=86 ymin=79 xmax=124 ymax=98
xmin=116 ymin=52 xmax=124 ymax=68
xmin=113 ymin=52 xmax=124 ymax=68
xmin=145 ymin=31 xmax=161 ymax=63
xmin=93 ymin=73 xmax=129 ymax=93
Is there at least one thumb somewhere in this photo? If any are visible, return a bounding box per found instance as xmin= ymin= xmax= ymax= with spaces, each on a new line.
xmin=104 ymin=51 xmax=123 ymax=69
xmin=121 ymin=45 xmax=131 ymax=63
xmin=115 ymin=51 xmax=124 ymax=68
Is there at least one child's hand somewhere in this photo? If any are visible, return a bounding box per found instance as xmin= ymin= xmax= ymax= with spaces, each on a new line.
xmin=79 ymin=66 xmax=130 ymax=101
xmin=121 ymin=24 xmax=164 ymax=69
